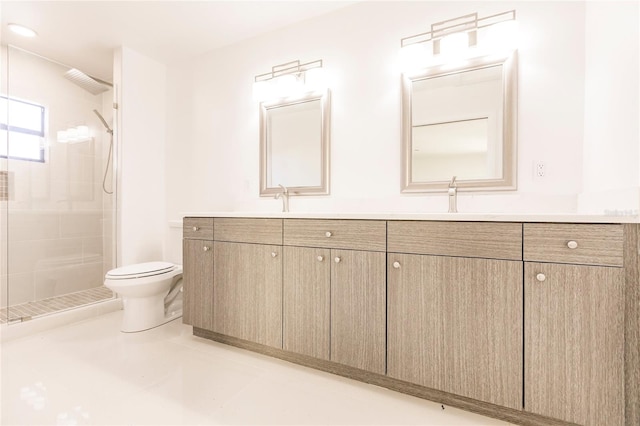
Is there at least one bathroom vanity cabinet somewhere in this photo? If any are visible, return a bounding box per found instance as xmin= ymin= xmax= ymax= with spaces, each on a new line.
xmin=282 ymin=219 xmax=386 ymax=374
xmin=386 ymin=221 xmax=523 ymax=410
xmin=523 ymin=224 xmax=626 ymax=425
xmin=182 ymin=218 xmax=214 ymax=330
xmin=213 ymin=241 xmax=282 ymax=347
xmin=212 ymin=218 xmax=283 ymax=348
xmin=182 ymin=216 xmax=639 ymax=426
xmin=282 ymin=245 xmax=331 ymax=359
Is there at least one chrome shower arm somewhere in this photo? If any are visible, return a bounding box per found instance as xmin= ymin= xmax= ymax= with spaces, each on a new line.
xmin=93 ymin=109 xmax=113 ymax=134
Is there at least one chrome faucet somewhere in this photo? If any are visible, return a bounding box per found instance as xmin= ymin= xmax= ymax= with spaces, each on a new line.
xmin=275 ymin=184 xmax=290 ymax=212
xmin=448 ymin=176 xmax=458 ymax=213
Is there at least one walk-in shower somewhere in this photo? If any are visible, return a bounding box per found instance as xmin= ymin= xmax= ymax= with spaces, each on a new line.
xmin=0 ymin=46 xmax=118 ymax=324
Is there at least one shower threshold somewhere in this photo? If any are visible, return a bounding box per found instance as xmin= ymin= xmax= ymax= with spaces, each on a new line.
xmin=0 ymin=286 xmax=114 ymax=325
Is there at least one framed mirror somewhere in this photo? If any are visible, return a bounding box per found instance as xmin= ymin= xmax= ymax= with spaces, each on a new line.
xmin=260 ymin=91 xmax=330 ymax=196
xmin=401 ymin=52 xmax=517 ymax=192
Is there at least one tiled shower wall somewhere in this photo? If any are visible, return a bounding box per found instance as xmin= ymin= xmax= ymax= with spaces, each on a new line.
xmin=3 ymin=211 xmax=106 ymax=306
xmin=1 ymin=46 xmax=115 ymax=309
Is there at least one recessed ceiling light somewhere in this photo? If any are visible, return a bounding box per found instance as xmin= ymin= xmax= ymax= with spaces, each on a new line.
xmin=8 ymin=23 xmax=37 ymax=38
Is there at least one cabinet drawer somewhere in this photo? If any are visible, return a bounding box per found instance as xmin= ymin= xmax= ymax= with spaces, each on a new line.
xmin=214 ymin=218 xmax=283 ymax=245
xmin=523 ymin=223 xmax=623 ymax=267
xmin=388 ymin=221 xmax=522 ymax=260
xmin=284 ymin=219 xmax=386 ymax=252
xmin=183 ymin=217 xmax=214 ymax=240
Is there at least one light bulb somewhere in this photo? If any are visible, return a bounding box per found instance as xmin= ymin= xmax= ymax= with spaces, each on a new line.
xmin=274 ymin=74 xmax=303 ymax=98
xmin=253 ymin=80 xmax=275 ymax=102
xmin=399 ymin=42 xmax=432 ymax=72
xmin=440 ymin=32 xmax=470 ymax=59
xmin=304 ymin=68 xmax=327 ymax=92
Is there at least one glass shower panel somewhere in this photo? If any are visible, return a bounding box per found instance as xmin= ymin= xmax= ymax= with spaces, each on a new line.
xmin=1 ymin=46 xmax=116 ymax=323
xmin=1 ymin=45 xmax=7 ymax=322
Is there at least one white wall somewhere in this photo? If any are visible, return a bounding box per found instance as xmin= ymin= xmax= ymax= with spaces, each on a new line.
xmin=166 ymin=1 xmax=617 ymax=222
xmin=115 ymin=46 xmax=167 ymax=265
xmin=579 ymin=1 xmax=639 ymax=215
xmin=163 ymin=0 xmax=639 ymax=238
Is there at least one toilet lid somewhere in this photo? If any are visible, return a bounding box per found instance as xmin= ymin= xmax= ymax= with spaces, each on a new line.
xmin=106 ymin=262 xmax=175 ymax=279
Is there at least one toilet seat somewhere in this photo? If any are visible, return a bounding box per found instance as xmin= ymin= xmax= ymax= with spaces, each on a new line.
xmin=106 ymin=261 xmax=176 ymax=280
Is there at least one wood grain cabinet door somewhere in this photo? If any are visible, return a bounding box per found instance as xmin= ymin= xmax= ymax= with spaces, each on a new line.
xmin=182 ymin=239 xmax=214 ymax=330
xmin=330 ymin=249 xmax=386 ymax=374
xmin=525 ymin=262 xmax=624 ymax=426
xmin=387 ymin=253 xmax=523 ymax=409
xmin=213 ymin=241 xmax=283 ymax=348
xmin=282 ymin=246 xmax=331 ymax=360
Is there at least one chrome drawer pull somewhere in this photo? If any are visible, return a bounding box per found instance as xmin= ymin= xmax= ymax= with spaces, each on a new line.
xmin=203 ymin=246 xmax=210 ymax=252
xmin=334 ymin=257 xmax=341 ymax=263
xmin=536 ymin=273 xmax=546 ymax=282
xmin=271 ymin=252 xmax=278 ymax=258
xmin=192 ymin=226 xmax=199 ymax=231
xmin=317 ymin=256 xmax=324 ymax=262
xmin=393 ymin=261 xmax=401 ymax=269
xmin=325 ymin=231 xmax=332 ymax=238
xmin=567 ymin=240 xmax=578 ymax=249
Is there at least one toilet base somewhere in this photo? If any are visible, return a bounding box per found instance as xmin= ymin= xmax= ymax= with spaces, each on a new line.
xmin=121 ymin=312 xmax=182 ymax=333
xmin=120 ymin=294 xmax=182 ymax=333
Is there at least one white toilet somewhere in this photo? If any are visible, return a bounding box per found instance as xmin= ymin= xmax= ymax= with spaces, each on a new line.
xmin=104 ymin=261 xmax=183 ymax=333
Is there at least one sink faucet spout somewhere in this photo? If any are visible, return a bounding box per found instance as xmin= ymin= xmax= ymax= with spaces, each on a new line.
xmin=448 ymin=176 xmax=457 ymax=213
xmin=275 ymin=184 xmax=290 ymax=212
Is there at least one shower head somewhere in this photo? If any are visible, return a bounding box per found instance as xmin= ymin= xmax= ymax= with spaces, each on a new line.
xmin=64 ymin=68 xmax=111 ymax=95
xmin=93 ymin=110 xmax=113 ymax=134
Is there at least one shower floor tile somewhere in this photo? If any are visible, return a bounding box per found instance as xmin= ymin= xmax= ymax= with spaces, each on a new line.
xmin=0 ymin=311 xmax=516 ymax=426
xmin=0 ymin=286 xmax=113 ymax=324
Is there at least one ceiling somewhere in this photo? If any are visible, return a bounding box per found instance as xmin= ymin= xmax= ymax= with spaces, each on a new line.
xmin=1 ymin=1 xmax=357 ymax=83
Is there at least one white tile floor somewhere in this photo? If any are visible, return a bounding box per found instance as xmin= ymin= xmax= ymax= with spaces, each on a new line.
xmin=1 ymin=310 xmax=514 ymax=425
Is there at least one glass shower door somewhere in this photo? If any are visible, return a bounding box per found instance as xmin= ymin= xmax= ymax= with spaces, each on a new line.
xmin=1 ymin=46 xmax=117 ymax=324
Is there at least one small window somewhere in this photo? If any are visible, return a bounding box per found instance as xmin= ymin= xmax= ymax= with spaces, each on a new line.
xmin=0 ymin=95 xmax=46 ymax=162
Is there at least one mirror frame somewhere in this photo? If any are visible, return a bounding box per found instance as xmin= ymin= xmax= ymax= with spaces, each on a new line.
xmin=401 ymin=51 xmax=517 ymax=193
xmin=259 ymin=90 xmax=331 ymax=196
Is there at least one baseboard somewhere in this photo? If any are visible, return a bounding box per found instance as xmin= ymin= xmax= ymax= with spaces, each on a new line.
xmin=193 ymin=327 xmax=576 ymax=426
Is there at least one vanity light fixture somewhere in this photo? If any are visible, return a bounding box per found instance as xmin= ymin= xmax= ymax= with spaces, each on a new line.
xmin=399 ymin=10 xmax=516 ymax=72
xmin=8 ymin=23 xmax=38 ymax=38
xmin=254 ymin=59 xmax=326 ymax=102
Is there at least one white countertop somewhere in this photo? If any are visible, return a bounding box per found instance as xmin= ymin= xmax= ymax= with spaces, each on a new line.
xmin=178 ymin=211 xmax=640 ymax=224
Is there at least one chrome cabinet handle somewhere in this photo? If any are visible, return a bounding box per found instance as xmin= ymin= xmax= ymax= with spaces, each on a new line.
xmin=271 ymin=252 xmax=278 ymax=258
xmin=334 ymin=257 xmax=341 ymax=263
xmin=325 ymin=231 xmax=332 ymax=238
xmin=567 ymin=240 xmax=578 ymax=249
xmin=192 ymin=226 xmax=199 ymax=231
xmin=536 ymin=273 xmax=546 ymax=282
xmin=203 ymin=246 xmax=210 ymax=252
xmin=393 ymin=261 xmax=401 ymax=269
xmin=317 ymin=255 xmax=324 ymax=262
